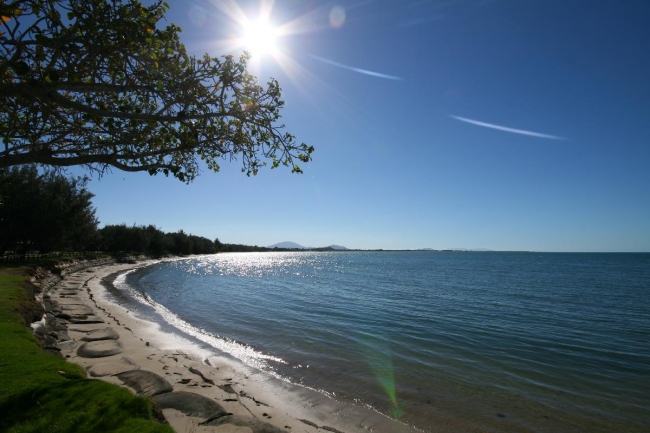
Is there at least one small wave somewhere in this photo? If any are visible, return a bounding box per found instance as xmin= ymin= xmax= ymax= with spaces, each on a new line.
xmin=112 ymin=269 xmax=288 ymax=372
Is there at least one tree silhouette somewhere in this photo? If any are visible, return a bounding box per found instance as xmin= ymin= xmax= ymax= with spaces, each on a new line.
xmin=1 ymin=0 xmax=313 ymax=182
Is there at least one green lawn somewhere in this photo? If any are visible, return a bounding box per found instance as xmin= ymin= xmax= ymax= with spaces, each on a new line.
xmin=0 ymin=267 xmax=174 ymax=433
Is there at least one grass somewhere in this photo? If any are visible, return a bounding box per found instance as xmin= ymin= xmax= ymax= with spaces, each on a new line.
xmin=0 ymin=267 xmax=174 ymax=433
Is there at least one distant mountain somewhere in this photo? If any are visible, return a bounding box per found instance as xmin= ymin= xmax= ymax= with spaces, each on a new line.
xmin=267 ymin=242 xmax=350 ymax=250
xmin=268 ymin=241 xmax=308 ymax=249
xmin=446 ymin=248 xmax=494 ymax=252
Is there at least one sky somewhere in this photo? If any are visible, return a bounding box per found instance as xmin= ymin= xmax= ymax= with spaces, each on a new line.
xmin=82 ymin=0 xmax=650 ymax=252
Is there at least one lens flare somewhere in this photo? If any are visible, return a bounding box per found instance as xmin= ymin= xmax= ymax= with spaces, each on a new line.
xmin=188 ymin=5 xmax=207 ymax=27
xmin=359 ymin=335 xmax=404 ymax=419
xmin=329 ymin=6 xmax=346 ymax=29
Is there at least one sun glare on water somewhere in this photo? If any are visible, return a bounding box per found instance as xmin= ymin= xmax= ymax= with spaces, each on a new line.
xmin=242 ymin=19 xmax=279 ymax=57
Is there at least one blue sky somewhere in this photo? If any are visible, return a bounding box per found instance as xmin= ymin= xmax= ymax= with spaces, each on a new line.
xmin=85 ymin=0 xmax=650 ymax=252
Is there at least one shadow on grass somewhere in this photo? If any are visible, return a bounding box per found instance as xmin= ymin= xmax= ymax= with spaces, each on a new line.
xmin=0 ymin=379 xmax=171 ymax=433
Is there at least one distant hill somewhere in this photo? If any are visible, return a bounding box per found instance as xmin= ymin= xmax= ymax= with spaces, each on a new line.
xmin=268 ymin=241 xmax=308 ymax=249
xmin=267 ymin=242 xmax=350 ymax=250
xmin=446 ymin=248 xmax=494 ymax=252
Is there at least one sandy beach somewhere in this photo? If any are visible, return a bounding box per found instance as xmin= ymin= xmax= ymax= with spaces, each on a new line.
xmin=38 ymin=260 xmax=419 ymax=433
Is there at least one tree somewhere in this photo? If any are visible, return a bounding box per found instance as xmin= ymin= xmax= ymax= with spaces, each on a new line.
xmin=0 ymin=165 xmax=98 ymax=253
xmin=0 ymin=0 xmax=313 ymax=182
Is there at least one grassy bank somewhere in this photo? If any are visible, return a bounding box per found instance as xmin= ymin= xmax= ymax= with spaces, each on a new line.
xmin=0 ymin=266 xmax=174 ymax=433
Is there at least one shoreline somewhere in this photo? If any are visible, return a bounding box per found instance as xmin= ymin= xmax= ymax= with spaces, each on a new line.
xmin=44 ymin=259 xmax=419 ymax=433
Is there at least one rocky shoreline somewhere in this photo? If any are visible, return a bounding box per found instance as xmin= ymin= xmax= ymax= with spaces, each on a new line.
xmin=30 ymin=259 xmax=293 ymax=432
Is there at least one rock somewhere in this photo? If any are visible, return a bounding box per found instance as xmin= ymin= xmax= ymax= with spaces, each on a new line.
xmin=115 ymin=370 xmax=173 ymax=396
xmin=202 ymin=414 xmax=287 ymax=433
xmin=60 ymin=308 xmax=95 ymax=317
xmin=87 ymin=357 xmax=139 ymax=377
xmin=59 ymin=340 xmax=77 ymax=355
xmin=53 ymin=319 xmax=69 ymax=330
xmin=44 ymin=348 xmax=62 ymax=357
xmin=43 ymin=335 xmax=59 ymax=350
xmin=69 ymin=315 xmax=104 ymax=324
xmin=77 ymin=340 xmax=123 ymax=358
xmin=32 ymin=323 xmax=46 ymax=335
xmin=81 ymin=327 xmax=119 ymax=341
xmin=58 ymin=305 xmax=88 ymax=313
xmin=60 ymin=304 xmax=93 ymax=311
xmin=153 ymin=391 xmax=228 ymax=418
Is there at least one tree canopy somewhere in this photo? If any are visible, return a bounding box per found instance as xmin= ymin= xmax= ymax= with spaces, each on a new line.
xmin=0 ymin=165 xmax=98 ymax=253
xmin=0 ymin=0 xmax=313 ymax=182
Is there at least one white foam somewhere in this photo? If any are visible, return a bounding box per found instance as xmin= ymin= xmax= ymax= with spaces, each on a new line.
xmin=111 ymin=267 xmax=288 ymax=373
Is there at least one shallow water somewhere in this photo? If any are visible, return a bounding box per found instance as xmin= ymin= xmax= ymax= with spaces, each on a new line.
xmin=111 ymin=252 xmax=650 ymax=432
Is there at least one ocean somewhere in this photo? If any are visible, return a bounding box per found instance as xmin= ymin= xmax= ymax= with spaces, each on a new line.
xmin=106 ymin=252 xmax=649 ymax=432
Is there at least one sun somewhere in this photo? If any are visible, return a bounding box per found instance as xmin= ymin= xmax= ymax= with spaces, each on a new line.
xmin=242 ymin=19 xmax=279 ymax=57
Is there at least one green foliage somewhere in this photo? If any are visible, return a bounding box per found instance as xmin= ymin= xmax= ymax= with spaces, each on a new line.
xmin=0 ymin=269 xmax=173 ymax=432
xmin=99 ymin=224 xmax=215 ymax=256
xmin=0 ymin=166 xmax=99 ymax=253
xmin=0 ymin=0 xmax=313 ymax=182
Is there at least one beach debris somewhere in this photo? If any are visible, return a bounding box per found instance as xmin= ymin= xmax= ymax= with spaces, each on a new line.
xmin=115 ymin=369 xmax=173 ymax=396
xmin=153 ymin=391 xmax=229 ymax=419
xmin=297 ymin=419 xmax=342 ymax=432
xmin=77 ymin=339 xmax=123 ymax=358
xmin=188 ymin=366 xmax=215 ymax=384
xmin=321 ymin=427 xmax=344 ymax=433
xmin=298 ymin=419 xmax=319 ymax=428
xmin=239 ymin=390 xmax=269 ymax=407
xmin=218 ymin=384 xmax=237 ymax=394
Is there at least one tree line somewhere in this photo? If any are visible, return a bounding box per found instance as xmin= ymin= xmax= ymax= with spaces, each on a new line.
xmin=0 ymin=166 xmax=259 ymax=256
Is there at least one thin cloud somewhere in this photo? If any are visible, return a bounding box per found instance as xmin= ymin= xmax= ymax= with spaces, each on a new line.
xmin=450 ymin=115 xmax=566 ymax=140
xmin=310 ymin=55 xmax=402 ymax=81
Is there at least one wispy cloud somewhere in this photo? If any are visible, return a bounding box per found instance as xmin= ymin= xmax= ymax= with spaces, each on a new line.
xmin=310 ymin=55 xmax=402 ymax=81
xmin=450 ymin=115 xmax=566 ymax=140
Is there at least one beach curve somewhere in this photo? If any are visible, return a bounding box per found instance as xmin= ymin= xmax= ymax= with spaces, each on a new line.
xmin=42 ymin=259 xmax=420 ymax=433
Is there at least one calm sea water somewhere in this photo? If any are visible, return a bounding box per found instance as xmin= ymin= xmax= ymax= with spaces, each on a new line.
xmin=110 ymin=252 xmax=650 ymax=432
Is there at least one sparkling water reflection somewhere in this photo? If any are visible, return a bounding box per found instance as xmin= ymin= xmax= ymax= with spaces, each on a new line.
xmin=118 ymin=252 xmax=650 ymax=432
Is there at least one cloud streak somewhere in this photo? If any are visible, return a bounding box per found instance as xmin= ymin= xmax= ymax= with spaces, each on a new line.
xmin=450 ymin=115 xmax=566 ymax=140
xmin=310 ymin=55 xmax=402 ymax=81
